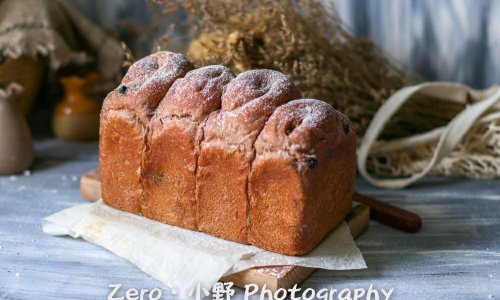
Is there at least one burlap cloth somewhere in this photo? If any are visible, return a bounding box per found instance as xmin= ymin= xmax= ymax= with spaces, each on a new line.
xmin=0 ymin=0 xmax=123 ymax=80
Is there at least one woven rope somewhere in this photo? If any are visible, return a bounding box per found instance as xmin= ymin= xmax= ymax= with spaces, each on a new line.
xmin=359 ymin=82 xmax=500 ymax=188
xmin=368 ymin=115 xmax=500 ymax=180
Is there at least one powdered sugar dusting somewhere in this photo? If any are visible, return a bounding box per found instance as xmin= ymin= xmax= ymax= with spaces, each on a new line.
xmin=122 ymin=52 xmax=191 ymax=87
xmin=155 ymin=65 xmax=234 ymax=122
xmin=278 ymin=99 xmax=341 ymax=132
xmin=221 ymin=69 xmax=296 ymax=112
xmin=255 ymin=265 xmax=295 ymax=278
xmin=203 ymin=69 xmax=300 ymax=157
xmin=253 ymin=99 xmax=356 ymax=170
xmin=102 ymin=51 xmax=193 ymax=125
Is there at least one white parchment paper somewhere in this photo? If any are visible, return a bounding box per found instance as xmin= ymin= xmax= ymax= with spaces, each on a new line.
xmin=42 ymin=200 xmax=365 ymax=298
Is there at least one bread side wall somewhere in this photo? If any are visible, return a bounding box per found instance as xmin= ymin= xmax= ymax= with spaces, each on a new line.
xmin=196 ymin=70 xmax=301 ymax=244
xmin=99 ymin=51 xmax=193 ymax=216
xmin=248 ymin=99 xmax=357 ymax=255
xmin=100 ymin=109 xmax=145 ymax=214
xmin=142 ymin=66 xmax=234 ymax=231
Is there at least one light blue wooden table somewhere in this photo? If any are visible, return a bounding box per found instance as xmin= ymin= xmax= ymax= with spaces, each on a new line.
xmin=0 ymin=139 xmax=499 ymax=299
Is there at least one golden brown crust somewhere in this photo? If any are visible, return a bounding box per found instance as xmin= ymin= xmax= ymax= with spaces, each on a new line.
xmin=100 ymin=110 xmax=145 ymax=214
xmin=248 ymin=157 xmax=305 ymax=253
xmin=196 ymin=146 xmax=249 ymax=240
xmin=197 ymin=70 xmax=301 ymax=243
xmin=100 ymin=51 xmax=193 ymax=214
xmin=203 ymin=70 xmax=302 ymax=154
xmin=249 ymin=99 xmax=357 ymax=255
xmin=142 ymin=66 xmax=234 ymax=229
xmin=155 ymin=65 xmax=235 ymax=122
xmin=102 ymin=52 xmax=194 ymax=125
xmin=100 ymin=56 xmax=358 ymax=256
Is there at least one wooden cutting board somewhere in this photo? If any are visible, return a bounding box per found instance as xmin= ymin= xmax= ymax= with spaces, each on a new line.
xmin=80 ymin=168 xmax=369 ymax=292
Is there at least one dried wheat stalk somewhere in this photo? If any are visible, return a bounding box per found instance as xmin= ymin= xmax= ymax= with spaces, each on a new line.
xmin=149 ymin=0 xmax=463 ymax=138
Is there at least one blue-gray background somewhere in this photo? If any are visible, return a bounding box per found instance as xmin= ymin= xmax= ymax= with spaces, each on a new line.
xmin=68 ymin=0 xmax=499 ymax=89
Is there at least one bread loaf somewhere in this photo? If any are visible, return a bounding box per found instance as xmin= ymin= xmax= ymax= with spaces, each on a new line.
xmin=196 ymin=70 xmax=301 ymax=243
xmin=100 ymin=52 xmax=357 ymax=256
xmin=100 ymin=52 xmax=193 ymax=214
xmin=249 ymin=99 xmax=356 ymax=255
xmin=143 ymin=66 xmax=234 ymax=229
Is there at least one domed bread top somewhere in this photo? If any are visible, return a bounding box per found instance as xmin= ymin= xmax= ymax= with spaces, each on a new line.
xmin=142 ymin=66 xmax=234 ymax=229
xmin=202 ymin=69 xmax=301 ymax=156
xmin=254 ymin=99 xmax=356 ymax=171
xmin=154 ymin=65 xmax=234 ymax=122
xmin=102 ymin=51 xmax=193 ymax=124
xmin=249 ymin=99 xmax=356 ymax=255
xmin=220 ymin=69 xmax=299 ymax=112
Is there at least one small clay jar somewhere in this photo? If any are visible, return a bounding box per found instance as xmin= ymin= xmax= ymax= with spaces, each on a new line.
xmin=52 ymin=75 xmax=100 ymax=141
xmin=0 ymin=83 xmax=34 ymax=174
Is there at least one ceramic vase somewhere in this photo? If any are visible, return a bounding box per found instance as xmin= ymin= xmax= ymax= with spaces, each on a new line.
xmin=0 ymin=83 xmax=34 ymax=174
xmin=52 ymin=75 xmax=100 ymax=141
